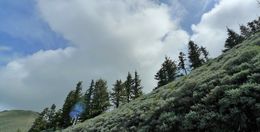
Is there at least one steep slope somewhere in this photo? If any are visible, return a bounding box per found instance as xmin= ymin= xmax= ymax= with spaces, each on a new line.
xmin=0 ymin=110 xmax=38 ymax=132
xmin=65 ymin=33 xmax=260 ymax=132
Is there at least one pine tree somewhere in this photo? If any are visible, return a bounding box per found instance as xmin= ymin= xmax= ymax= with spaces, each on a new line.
xmin=47 ymin=104 xmax=56 ymax=130
xmin=111 ymin=80 xmax=125 ymax=108
xmin=163 ymin=57 xmax=177 ymax=82
xmin=29 ymin=108 xmax=49 ymax=132
xmin=30 ymin=104 xmax=61 ymax=131
xmin=256 ymin=17 xmax=260 ymax=31
xmin=60 ymin=81 xmax=83 ymax=128
xmin=124 ymin=72 xmax=133 ymax=103
xmin=178 ymin=52 xmax=187 ymax=75
xmin=92 ymin=79 xmax=110 ymax=116
xmin=132 ymin=71 xmax=143 ymax=99
xmin=240 ymin=25 xmax=251 ymax=38
xmin=53 ymin=109 xmax=62 ymax=129
xmin=253 ymin=17 xmax=260 ymax=32
xmin=60 ymin=91 xmax=74 ymax=127
xmin=74 ymin=81 xmax=83 ymax=102
xmin=188 ymin=41 xmax=203 ymax=69
xmin=82 ymin=80 xmax=94 ymax=120
xmin=224 ymin=28 xmax=244 ymax=52
xmin=248 ymin=21 xmax=257 ymax=33
xmin=240 ymin=17 xmax=260 ymax=39
xmin=155 ymin=57 xmax=177 ymax=87
xmin=200 ymin=46 xmax=209 ymax=62
xmin=155 ymin=68 xmax=167 ymax=88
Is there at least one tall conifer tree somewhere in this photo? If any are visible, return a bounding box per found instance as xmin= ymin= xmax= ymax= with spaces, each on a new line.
xmin=224 ymin=28 xmax=244 ymax=52
xmin=82 ymin=80 xmax=94 ymax=120
xmin=29 ymin=108 xmax=49 ymax=132
xmin=124 ymin=72 xmax=133 ymax=103
xmin=60 ymin=81 xmax=83 ymax=128
xmin=60 ymin=91 xmax=74 ymax=127
xmin=240 ymin=25 xmax=251 ymax=38
xmin=47 ymin=104 xmax=56 ymax=129
xmin=111 ymin=80 xmax=124 ymax=108
xmin=178 ymin=52 xmax=187 ymax=75
xmin=248 ymin=21 xmax=257 ymax=33
xmin=200 ymin=46 xmax=209 ymax=62
xmin=132 ymin=71 xmax=143 ymax=99
xmin=92 ymin=79 xmax=110 ymax=116
xmin=188 ymin=41 xmax=203 ymax=69
xmin=155 ymin=57 xmax=177 ymax=87
xmin=74 ymin=81 xmax=83 ymax=101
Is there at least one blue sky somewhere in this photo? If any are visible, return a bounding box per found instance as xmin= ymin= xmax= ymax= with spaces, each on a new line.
xmin=0 ymin=0 xmax=68 ymax=65
xmin=176 ymin=0 xmax=217 ymax=33
xmin=160 ymin=0 xmax=217 ymax=34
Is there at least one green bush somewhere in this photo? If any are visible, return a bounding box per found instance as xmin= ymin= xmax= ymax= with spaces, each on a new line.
xmin=230 ymin=69 xmax=250 ymax=84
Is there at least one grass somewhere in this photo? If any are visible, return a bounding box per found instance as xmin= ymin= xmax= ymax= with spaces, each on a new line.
xmin=0 ymin=110 xmax=38 ymax=132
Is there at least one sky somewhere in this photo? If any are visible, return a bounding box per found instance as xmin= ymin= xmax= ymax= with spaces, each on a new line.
xmin=0 ymin=0 xmax=259 ymax=111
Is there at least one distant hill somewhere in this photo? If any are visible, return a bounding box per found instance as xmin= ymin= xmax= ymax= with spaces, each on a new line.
xmin=64 ymin=33 xmax=260 ymax=131
xmin=0 ymin=110 xmax=38 ymax=132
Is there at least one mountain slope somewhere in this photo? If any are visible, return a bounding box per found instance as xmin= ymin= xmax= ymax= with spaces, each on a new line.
xmin=65 ymin=33 xmax=260 ymax=132
xmin=0 ymin=110 xmax=38 ymax=132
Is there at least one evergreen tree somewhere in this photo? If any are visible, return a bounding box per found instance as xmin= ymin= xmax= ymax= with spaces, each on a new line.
xmin=82 ymin=80 xmax=94 ymax=120
xmin=155 ymin=57 xmax=177 ymax=87
xmin=29 ymin=108 xmax=49 ymax=132
xmin=60 ymin=81 xmax=83 ymax=128
xmin=124 ymin=72 xmax=134 ymax=103
xmin=47 ymin=104 xmax=56 ymax=130
xmin=111 ymin=80 xmax=125 ymax=108
xmin=53 ymin=109 xmax=62 ymax=129
xmin=240 ymin=25 xmax=251 ymax=38
xmin=60 ymin=91 xmax=74 ymax=127
xmin=30 ymin=104 xmax=61 ymax=131
xmin=240 ymin=17 xmax=260 ymax=39
xmin=74 ymin=81 xmax=83 ymax=102
xmin=254 ymin=20 xmax=260 ymax=32
xmin=248 ymin=21 xmax=257 ymax=33
xmin=224 ymin=28 xmax=244 ymax=52
xmin=178 ymin=52 xmax=187 ymax=75
xmin=132 ymin=71 xmax=143 ymax=99
xmin=188 ymin=41 xmax=203 ymax=69
xmin=92 ymin=79 xmax=110 ymax=116
xmin=155 ymin=68 xmax=167 ymax=88
xmin=200 ymin=46 xmax=209 ymax=62
xmin=256 ymin=17 xmax=260 ymax=30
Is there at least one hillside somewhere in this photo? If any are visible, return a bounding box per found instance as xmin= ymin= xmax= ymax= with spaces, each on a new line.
xmin=64 ymin=33 xmax=260 ymax=131
xmin=0 ymin=110 xmax=38 ymax=132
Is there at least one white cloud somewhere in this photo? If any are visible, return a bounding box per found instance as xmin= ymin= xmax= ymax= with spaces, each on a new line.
xmin=0 ymin=0 xmax=189 ymax=111
xmin=192 ymin=0 xmax=260 ymax=57
xmin=0 ymin=48 xmax=75 ymax=110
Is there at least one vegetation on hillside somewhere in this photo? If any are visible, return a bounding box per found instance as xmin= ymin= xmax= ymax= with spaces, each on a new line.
xmin=29 ymin=16 xmax=260 ymax=131
xmin=64 ymin=32 xmax=260 ymax=132
xmin=29 ymin=72 xmax=144 ymax=131
xmin=0 ymin=110 xmax=38 ymax=132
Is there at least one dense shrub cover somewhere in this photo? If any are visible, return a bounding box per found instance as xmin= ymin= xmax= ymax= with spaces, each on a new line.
xmin=64 ymin=33 xmax=260 ymax=132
